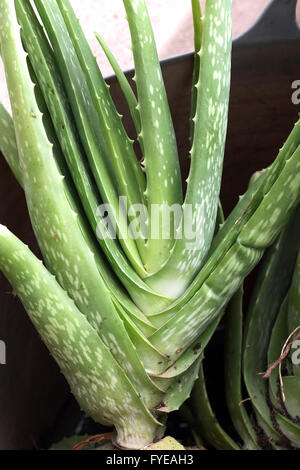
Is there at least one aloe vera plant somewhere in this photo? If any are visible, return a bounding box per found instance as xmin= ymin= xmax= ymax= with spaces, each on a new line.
xmin=1 ymin=0 xmax=300 ymax=450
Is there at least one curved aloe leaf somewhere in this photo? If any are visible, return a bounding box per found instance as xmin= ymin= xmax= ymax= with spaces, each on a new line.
xmin=267 ymin=296 xmax=290 ymax=412
xmin=187 ymin=207 xmax=300 ymax=451
xmin=265 ymin=251 xmax=300 ymax=448
xmin=146 ymin=0 xmax=232 ymax=298
xmin=149 ymin=143 xmax=300 ymax=368
xmin=56 ymin=0 xmax=148 ymax=260
xmin=0 ymin=225 xmax=161 ymax=449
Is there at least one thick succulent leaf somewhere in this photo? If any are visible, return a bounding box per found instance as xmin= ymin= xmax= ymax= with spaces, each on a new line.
xmin=33 ymin=0 xmax=144 ymax=274
xmin=0 ymin=225 xmax=161 ymax=449
xmin=243 ymin=209 xmax=300 ymax=443
xmin=191 ymin=363 xmax=240 ymax=450
xmin=0 ymin=102 xmax=22 ymax=185
xmin=15 ymin=0 xmax=170 ymax=323
xmin=146 ymin=0 xmax=232 ymax=298
xmin=150 ymin=242 xmax=263 ymax=364
xmin=95 ymin=33 xmax=144 ymax=153
xmin=148 ymin=140 xmax=300 ymax=364
xmin=123 ymin=0 xmax=182 ymax=273
xmin=0 ymin=0 xmax=161 ymax=411
xmin=155 ymin=171 xmax=265 ymax=320
xmin=224 ymin=288 xmax=260 ymax=449
xmin=160 ymin=118 xmax=300 ymax=315
xmin=56 ymin=0 xmax=148 ymax=260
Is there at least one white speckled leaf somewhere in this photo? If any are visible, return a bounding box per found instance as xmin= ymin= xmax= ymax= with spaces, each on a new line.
xmin=123 ymin=0 xmax=182 ymax=273
xmin=149 ymin=144 xmax=300 ymax=361
xmin=150 ymin=242 xmax=263 ymax=363
xmin=148 ymin=173 xmax=265 ymax=326
xmin=146 ymin=0 xmax=232 ymax=298
xmin=33 ymin=0 xmax=143 ymax=274
xmin=154 ymin=313 xmax=222 ymax=386
xmin=0 ymin=225 xmax=161 ymax=449
xmin=56 ymin=0 xmax=148 ymax=262
xmin=152 ymin=120 xmax=300 ymax=328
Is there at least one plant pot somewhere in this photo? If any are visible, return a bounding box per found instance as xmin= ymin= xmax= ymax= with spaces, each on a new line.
xmin=0 ymin=0 xmax=299 ymax=450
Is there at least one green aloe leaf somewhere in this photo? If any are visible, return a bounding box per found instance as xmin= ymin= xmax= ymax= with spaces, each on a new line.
xmin=267 ymin=296 xmax=290 ymax=412
xmin=274 ymin=413 xmax=300 ymax=449
xmin=191 ymin=363 xmax=240 ymax=450
xmin=265 ymin=253 xmax=300 ymax=448
xmin=144 ymin=140 xmax=300 ymax=364
xmin=56 ymin=0 xmax=148 ymax=260
xmin=160 ymin=117 xmax=300 ymax=313
xmin=148 ymin=135 xmax=300 ymax=360
xmin=224 ymin=288 xmax=261 ymax=449
xmin=33 ymin=0 xmax=144 ymax=274
xmin=146 ymin=0 xmax=232 ymax=298
xmin=279 ymin=378 xmax=300 ymax=423
xmin=123 ymin=0 xmax=182 ymax=273
xmin=0 ymin=225 xmax=161 ymax=449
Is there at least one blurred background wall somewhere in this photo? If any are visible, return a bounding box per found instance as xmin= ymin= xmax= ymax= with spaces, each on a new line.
xmin=1 ymin=0 xmax=300 ymax=110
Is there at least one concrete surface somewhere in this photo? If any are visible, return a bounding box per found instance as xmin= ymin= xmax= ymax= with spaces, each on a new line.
xmin=1 ymin=0 xmax=300 ymax=111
